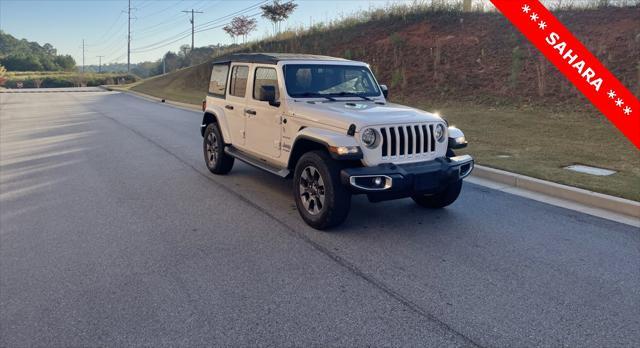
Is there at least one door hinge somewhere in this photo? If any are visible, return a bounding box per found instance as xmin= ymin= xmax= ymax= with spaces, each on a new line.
xmin=241 ymin=130 xmax=245 ymax=139
xmin=274 ymin=140 xmax=281 ymax=149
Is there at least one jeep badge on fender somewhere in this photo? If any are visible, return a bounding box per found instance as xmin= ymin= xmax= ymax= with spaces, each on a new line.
xmin=200 ymin=53 xmax=473 ymax=230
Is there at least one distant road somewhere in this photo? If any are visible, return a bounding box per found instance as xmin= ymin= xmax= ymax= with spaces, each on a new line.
xmin=1 ymin=90 xmax=638 ymax=347
xmin=0 ymin=86 xmax=106 ymax=93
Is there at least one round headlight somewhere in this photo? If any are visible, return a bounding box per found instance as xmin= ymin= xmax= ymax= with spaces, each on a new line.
xmin=361 ymin=128 xmax=377 ymax=148
xmin=434 ymin=124 xmax=446 ymax=143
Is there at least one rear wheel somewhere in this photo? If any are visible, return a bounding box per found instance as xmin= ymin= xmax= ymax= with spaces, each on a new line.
xmin=412 ymin=179 xmax=462 ymax=208
xmin=293 ymin=151 xmax=351 ymax=230
xmin=203 ymin=123 xmax=234 ymax=174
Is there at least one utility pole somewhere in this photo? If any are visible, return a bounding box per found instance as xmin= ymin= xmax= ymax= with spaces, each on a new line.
xmin=127 ymin=0 xmax=131 ymax=73
xmin=82 ymin=39 xmax=85 ymax=74
xmin=97 ymin=56 xmax=104 ymax=73
xmin=182 ymin=9 xmax=203 ymax=51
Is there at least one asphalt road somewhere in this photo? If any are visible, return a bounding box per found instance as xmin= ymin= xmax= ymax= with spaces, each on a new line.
xmin=1 ymin=89 xmax=638 ymax=347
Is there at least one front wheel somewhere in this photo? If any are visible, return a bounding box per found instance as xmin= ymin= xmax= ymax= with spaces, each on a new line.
xmin=203 ymin=123 xmax=234 ymax=174
xmin=412 ymin=179 xmax=463 ymax=209
xmin=293 ymin=151 xmax=351 ymax=230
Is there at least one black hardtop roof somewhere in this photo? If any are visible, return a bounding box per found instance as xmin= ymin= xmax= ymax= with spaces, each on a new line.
xmin=211 ymin=53 xmax=352 ymax=65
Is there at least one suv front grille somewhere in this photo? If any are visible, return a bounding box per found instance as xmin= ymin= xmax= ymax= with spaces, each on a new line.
xmin=378 ymin=124 xmax=436 ymax=160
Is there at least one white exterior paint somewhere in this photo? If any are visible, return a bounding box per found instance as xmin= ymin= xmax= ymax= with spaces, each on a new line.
xmin=204 ymin=58 xmax=463 ymax=169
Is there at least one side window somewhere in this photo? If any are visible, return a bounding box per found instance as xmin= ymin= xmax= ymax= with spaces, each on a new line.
xmin=253 ymin=67 xmax=279 ymax=100
xmin=209 ymin=64 xmax=229 ymax=97
xmin=229 ymin=65 xmax=249 ymax=98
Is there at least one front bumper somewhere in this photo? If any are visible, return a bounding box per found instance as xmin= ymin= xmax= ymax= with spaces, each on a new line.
xmin=340 ymin=155 xmax=474 ymax=202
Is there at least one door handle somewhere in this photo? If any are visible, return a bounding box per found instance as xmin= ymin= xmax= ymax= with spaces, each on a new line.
xmin=225 ymin=105 xmax=234 ymax=110
xmin=245 ymin=109 xmax=257 ymax=115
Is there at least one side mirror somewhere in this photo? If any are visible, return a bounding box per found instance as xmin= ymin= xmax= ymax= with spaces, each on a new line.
xmin=259 ymin=85 xmax=280 ymax=107
xmin=380 ymin=84 xmax=388 ymax=99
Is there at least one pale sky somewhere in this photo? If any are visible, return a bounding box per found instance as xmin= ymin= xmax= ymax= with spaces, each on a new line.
xmin=0 ymin=0 xmax=414 ymax=65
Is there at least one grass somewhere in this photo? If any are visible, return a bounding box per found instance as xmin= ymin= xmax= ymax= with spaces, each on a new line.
xmin=124 ymin=2 xmax=640 ymax=202
xmin=130 ymin=63 xmax=210 ymax=105
xmin=423 ymin=103 xmax=640 ymax=201
xmin=125 ymin=76 xmax=640 ymax=201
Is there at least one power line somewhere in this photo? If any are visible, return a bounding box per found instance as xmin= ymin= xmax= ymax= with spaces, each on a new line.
xmin=196 ymin=11 xmax=261 ymax=34
xmin=131 ymin=0 xmax=216 ymax=43
xmin=108 ymin=52 xmax=127 ymax=65
xmin=193 ymin=1 xmax=267 ymax=31
xmin=94 ymin=12 xmax=125 ymax=43
xmin=133 ymin=0 xmax=208 ymax=35
xmin=135 ymin=0 xmax=156 ymax=11
xmin=91 ymin=25 xmax=127 ymax=52
xmin=181 ymin=9 xmax=204 ymax=51
xmin=131 ymin=11 xmax=261 ymax=54
xmin=132 ymin=0 xmax=263 ymax=47
xmin=131 ymin=1 xmax=266 ymax=53
xmin=136 ymin=0 xmax=182 ymax=19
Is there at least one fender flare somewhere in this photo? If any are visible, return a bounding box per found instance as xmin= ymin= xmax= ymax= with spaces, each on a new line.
xmin=200 ymin=110 xmax=232 ymax=143
xmin=447 ymin=126 xmax=468 ymax=149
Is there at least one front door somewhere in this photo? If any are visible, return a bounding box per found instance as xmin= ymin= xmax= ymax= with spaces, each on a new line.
xmin=245 ymin=66 xmax=282 ymax=158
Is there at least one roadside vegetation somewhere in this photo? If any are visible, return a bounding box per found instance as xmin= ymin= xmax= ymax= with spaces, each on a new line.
xmin=131 ymin=1 xmax=639 ymax=201
xmin=3 ymin=71 xmax=137 ymax=88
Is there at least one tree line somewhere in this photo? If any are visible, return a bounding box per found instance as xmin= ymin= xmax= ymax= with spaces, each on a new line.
xmin=1 ymin=0 xmax=298 ymax=76
xmin=0 ymin=31 xmax=76 ymax=71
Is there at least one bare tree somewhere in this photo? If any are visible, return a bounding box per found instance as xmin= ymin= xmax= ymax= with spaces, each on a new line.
xmin=222 ymin=24 xmax=238 ymax=44
xmin=260 ymin=0 xmax=298 ymax=34
xmin=223 ymin=16 xmax=258 ymax=44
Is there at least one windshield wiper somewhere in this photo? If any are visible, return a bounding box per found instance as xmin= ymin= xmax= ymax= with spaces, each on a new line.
xmin=296 ymin=92 xmax=337 ymax=101
xmin=331 ymin=92 xmax=373 ymax=101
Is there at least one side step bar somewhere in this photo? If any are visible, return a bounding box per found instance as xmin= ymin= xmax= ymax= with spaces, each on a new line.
xmin=225 ymin=146 xmax=290 ymax=178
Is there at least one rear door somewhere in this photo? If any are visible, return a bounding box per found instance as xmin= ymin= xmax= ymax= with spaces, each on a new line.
xmin=224 ymin=64 xmax=250 ymax=146
xmin=244 ymin=65 xmax=282 ymax=158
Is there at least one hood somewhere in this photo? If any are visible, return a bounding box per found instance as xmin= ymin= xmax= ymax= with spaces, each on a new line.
xmin=289 ymin=100 xmax=444 ymax=131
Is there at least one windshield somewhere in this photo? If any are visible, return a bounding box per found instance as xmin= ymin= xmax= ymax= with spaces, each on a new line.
xmin=284 ymin=64 xmax=381 ymax=98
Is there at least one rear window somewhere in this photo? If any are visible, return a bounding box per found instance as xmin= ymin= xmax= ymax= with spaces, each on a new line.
xmin=209 ymin=64 xmax=229 ymax=97
xmin=229 ymin=65 xmax=249 ymax=98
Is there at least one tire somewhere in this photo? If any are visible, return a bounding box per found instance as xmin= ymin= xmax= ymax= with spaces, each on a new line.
xmin=293 ymin=150 xmax=351 ymax=230
xmin=203 ymin=123 xmax=234 ymax=175
xmin=412 ymin=179 xmax=463 ymax=209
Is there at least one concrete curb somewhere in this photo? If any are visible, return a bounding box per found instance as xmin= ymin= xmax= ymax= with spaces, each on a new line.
xmin=109 ymin=86 xmax=639 ymax=221
xmin=102 ymin=85 xmax=202 ymax=112
xmin=472 ymin=165 xmax=640 ymax=219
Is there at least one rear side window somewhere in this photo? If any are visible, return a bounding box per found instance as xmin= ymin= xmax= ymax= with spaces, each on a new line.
xmin=253 ymin=67 xmax=279 ymax=100
xmin=209 ymin=64 xmax=229 ymax=97
xmin=229 ymin=65 xmax=249 ymax=98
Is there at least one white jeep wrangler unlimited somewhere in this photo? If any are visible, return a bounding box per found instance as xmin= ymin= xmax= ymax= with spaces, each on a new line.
xmin=201 ymin=53 xmax=473 ymax=229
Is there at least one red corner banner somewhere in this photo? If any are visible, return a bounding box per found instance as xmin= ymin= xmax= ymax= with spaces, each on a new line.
xmin=490 ymin=0 xmax=640 ymax=149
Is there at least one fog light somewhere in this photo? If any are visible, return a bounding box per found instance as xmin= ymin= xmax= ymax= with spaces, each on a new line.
xmin=349 ymin=175 xmax=393 ymax=191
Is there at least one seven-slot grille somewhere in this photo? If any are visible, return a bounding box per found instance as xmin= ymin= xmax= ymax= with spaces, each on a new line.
xmin=378 ymin=124 xmax=437 ymax=160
